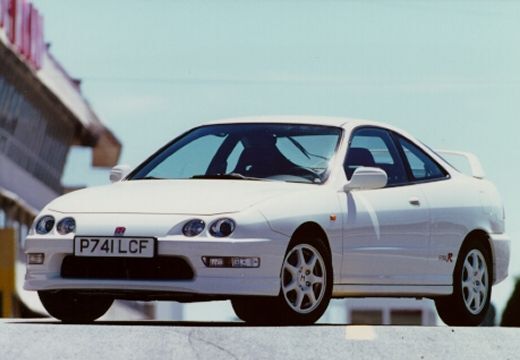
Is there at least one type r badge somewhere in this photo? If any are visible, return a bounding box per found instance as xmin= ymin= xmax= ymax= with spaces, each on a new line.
xmin=439 ymin=253 xmax=454 ymax=263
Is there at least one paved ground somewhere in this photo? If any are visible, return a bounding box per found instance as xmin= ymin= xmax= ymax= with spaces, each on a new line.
xmin=1 ymin=319 xmax=519 ymax=360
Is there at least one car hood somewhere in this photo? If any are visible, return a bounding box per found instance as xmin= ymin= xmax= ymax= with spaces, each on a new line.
xmin=47 ymin=179 xmax=309 ymax=215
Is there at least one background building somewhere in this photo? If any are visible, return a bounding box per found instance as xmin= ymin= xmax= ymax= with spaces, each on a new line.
xmin=0 ymin=0 xmax=121 ymax=317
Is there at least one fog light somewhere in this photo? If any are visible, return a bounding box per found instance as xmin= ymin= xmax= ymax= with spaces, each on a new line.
xmin=202 ymin=256 xmax=260 ymax=268
xmin=27 ymin=253 xmax=45 ymax=265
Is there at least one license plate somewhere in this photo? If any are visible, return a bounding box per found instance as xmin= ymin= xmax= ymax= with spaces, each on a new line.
xmin=74 ymin=237 xmax=155 ymax=258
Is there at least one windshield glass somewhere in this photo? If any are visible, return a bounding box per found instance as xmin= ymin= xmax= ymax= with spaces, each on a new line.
xmin=130 ymin=123 xmax=343 ymax=184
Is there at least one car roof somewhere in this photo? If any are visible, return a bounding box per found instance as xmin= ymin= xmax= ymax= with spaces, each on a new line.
xmin=203 ymin=115 xmax=421 ymax=142
xmin=203 ymin=115 xmax=359 ymax=128
xmin=205 ymin=115 xmax=428 ymax=139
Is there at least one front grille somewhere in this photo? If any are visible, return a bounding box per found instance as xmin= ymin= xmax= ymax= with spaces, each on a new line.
xmin=61 ymin=256 xmax=194 ymax=281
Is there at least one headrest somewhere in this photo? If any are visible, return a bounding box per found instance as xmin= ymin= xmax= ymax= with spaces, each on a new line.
xmin=346 ymin=147 xmax=376 ymax=167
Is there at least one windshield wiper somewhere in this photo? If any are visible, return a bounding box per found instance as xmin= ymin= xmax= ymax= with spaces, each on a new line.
xmin=191 ymin=173 xmax=264 ymax=181
xmin=287 ymin=136 xmax=328 ymax=161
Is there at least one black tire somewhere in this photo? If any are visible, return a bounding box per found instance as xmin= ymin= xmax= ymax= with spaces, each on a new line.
xmin=435 ymin=241 xmax=492 ymax=326
xmin=231 ymin=296 xmax=281 ymax=324
xmin=39 ymin=290 xmax=113 ymax=323
xmin=231 ymin=236 xmax=332 ymax=325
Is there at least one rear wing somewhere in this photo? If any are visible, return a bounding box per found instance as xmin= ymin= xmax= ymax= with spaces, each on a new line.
xmin=436 ymin=150 xmax=485 ymax=179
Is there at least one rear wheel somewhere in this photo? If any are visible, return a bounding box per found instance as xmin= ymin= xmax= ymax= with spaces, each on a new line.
xmin=435 ymin=242 xmax=492 ymax=326
xmin=38 ymin=290 xmax=113 ymax=323
xmin=232 ymin=236 xmax=332 ymax=325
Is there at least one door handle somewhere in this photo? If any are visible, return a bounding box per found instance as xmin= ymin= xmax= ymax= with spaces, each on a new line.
xmin=409 ymin=197 xmax=421 ymax=206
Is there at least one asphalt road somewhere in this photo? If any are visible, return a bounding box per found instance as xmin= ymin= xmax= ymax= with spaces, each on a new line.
xmin=1 ymin=319 xmax=519 ymax=360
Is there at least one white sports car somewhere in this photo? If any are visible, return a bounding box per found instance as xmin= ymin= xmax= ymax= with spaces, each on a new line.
xmin=24 ymin=116 xmax=510 ymax=325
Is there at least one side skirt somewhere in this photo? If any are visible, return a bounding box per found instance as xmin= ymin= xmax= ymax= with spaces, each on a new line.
xmin=332 ymin=284 xmax=452 ymax=298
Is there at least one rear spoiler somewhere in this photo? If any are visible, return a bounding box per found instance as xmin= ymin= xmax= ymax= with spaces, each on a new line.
xmin=436 ymin=150 xmax=485 ymax=179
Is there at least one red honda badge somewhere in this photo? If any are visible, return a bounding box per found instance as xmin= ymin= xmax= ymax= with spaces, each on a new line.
xmin=114 ymin=227 xmax=126 ymax=235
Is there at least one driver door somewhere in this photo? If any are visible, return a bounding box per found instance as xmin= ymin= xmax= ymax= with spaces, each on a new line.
xmin=340 ymin=127 xmax=431 ymax=285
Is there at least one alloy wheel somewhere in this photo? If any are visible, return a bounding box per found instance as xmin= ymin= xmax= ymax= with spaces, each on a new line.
xmin=461 ymin=249 xmax=489 ymax=315
xmin=281 ymin=244 xmax=327 ymax=314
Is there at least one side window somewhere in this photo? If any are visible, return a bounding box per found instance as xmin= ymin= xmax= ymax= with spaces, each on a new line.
xmin=397 ymin=136 xmax=448 ymax=181
xmin=345 ymin=128 xmax=408 ymax=186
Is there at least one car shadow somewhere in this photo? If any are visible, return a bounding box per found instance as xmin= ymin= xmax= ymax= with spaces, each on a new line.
xmin=9 ymin=319 xmax=350 ymax=327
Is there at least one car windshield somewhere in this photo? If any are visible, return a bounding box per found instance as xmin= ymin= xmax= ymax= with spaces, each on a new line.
xmin=129 ymin=123 xmax=343 ymax=184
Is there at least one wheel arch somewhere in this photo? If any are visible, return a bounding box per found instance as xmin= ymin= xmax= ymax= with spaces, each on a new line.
xmin=289 ymin=222 xmax=331 ymax=256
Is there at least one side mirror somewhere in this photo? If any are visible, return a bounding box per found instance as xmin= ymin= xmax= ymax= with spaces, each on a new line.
xmin=110 ymin=164 xmax=132 ymax=183
xmin=344 ymin=167 xmax=388 ymax=192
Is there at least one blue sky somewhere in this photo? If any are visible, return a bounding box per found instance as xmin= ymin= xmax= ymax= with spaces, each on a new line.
xmin=32 ymin=0 xmax=520 ymax=315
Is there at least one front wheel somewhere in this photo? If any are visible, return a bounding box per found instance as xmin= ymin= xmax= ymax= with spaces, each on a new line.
xmin=435 ymin=242 xmax=492 ymax=326
xmin=232 ymin=237 xmax=332 ymax=325
xmin=39 ymin=290 xmax=113 ymax=323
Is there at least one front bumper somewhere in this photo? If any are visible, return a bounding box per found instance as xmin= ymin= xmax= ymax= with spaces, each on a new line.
xmin=24 ymin=235 xmax=287 ymax=298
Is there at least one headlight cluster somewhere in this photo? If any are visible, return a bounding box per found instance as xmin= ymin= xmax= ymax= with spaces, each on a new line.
xmin=210 ymin=218 xmax=236 ymax=237
xmin=57 ymin=217 xmax=76 ymax=235
xmin=35 ymin=216 xmax=54 ymax=235
xmin=182 ymin=218 xmax=236 ymax=238
xmin=34 ymin=216 xmax=76 ymax=235
xmin=182 ymin=219 xmax=206 ymax=237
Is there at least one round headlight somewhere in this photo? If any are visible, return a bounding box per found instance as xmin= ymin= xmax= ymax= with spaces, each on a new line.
xmin=209 ymin=218 xmax=236 ymax=238
xmin=35 ymin=216 xmax=55 ymax=235
xmin=57 ymin=217 xmax=76 ymax=235
xmin=183 ymin=219 xmax=205 ymax=237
